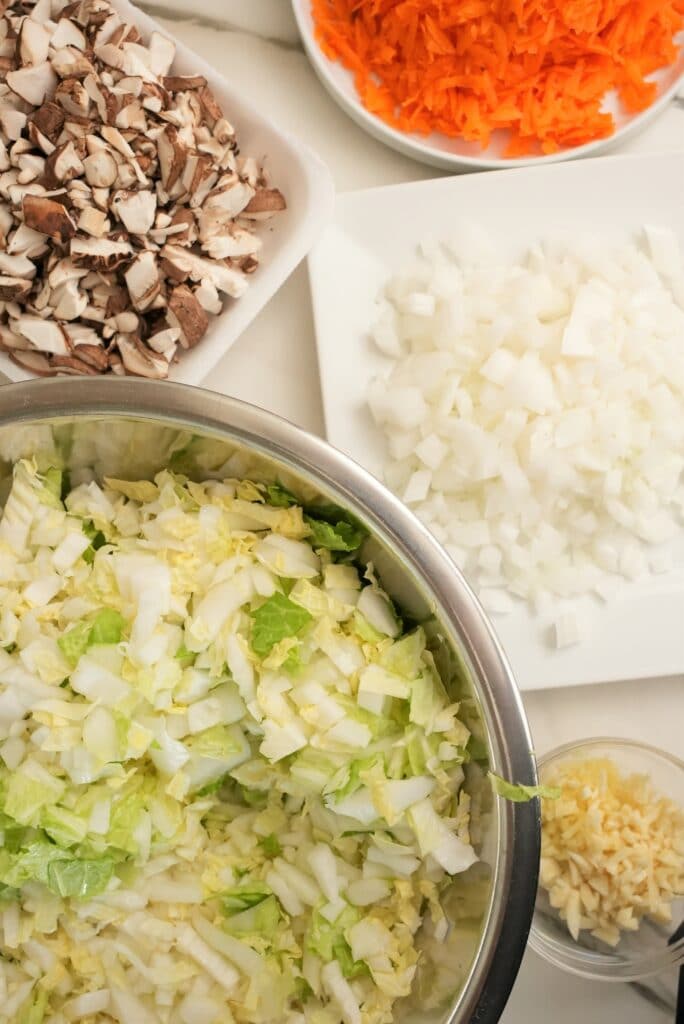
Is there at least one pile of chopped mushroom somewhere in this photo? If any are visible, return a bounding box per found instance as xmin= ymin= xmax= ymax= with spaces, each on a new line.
xmin=0 ymin=0 xmax=285 ymax=378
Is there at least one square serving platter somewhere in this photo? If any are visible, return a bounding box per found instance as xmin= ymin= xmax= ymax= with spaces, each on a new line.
xmin=308 ymin=151 xmax=684 ymax=691
xmin=0 ymin=0 xmax=334 ymax=386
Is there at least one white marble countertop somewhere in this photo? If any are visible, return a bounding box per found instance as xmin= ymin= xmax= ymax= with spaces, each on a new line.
xmin=137 ymin=4 xmax=681 ymax=1021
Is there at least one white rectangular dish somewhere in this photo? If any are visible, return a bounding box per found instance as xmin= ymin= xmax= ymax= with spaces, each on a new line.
xmin=0 ymin=0 xmax=334 ymax=386
xmin=308 ymin=151 xmax=684 ymax=691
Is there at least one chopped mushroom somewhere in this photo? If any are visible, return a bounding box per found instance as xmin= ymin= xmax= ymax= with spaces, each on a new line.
xmin=82 ymin=148 xmax=117 ymax=187
xmin=10 ymin=348 xmax=51 ymax=374
xmin=112 ymin=188 xmax=156 ymax=234
xmin=22 ymin=194 xmax=75 ymax=244
xmin=243 ymin=187 xmax=287 ymax=219
xmin=167 ymin=283 xmax=208 ymax=349
xmin=117 ymin=333 xmax=168 ymax=377
xmin=0 ymin=0 xmax=284 ymax=378
xmin=0 ymin=275 xmax=30 ymax=299
xmin=77 ymin=205 xmax=108 ymax=236
xmin=71 ymin=235 xmax=132 ymax=270
xmin=18 ymin=19 xmax=50 ymax=67
xmin=28 ymin=101 xmax=64 ymax=142
xmin=7 ymin=61 xmax=56 ymax=105
xmin=157 ymin=123 xmax=185 ymax=189
xmin=124 ymin=250 xmax=159 ymax=310
xmin=13 ymin=315 xmax=68 ymax=354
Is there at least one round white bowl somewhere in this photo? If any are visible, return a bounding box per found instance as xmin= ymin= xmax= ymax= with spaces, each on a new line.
xmin=292 ymin=0 xmax=684 ymax=172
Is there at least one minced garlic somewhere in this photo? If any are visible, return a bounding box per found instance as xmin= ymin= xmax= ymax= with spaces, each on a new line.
xmin=539 ymin=757 xmax=684 ymax=947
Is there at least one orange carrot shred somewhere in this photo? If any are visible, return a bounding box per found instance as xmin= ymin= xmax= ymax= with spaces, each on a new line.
xmin=311 ymin=0 xmax=684 ymax=156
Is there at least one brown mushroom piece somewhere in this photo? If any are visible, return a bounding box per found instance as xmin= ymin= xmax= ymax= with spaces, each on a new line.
xmin=71 ymin=235 xmax=133 ymax=271
xmin=161 ymin=244 xmax=248 ymax=299
xmin=28 ymin=96 xmax=65 ymax=137
xmin=103 ymin=284 xmax=129 ymax=318
xmin=77 ymin=206 xmax=109 ymax=237
xmin=0 ymin=107 xmax=27 ymax=142
xmin=51 ymin=46 xmax=95 ymax=79
xmin=117 ymin=334 xmax=168 ymax=378
xmin=49 ymin=354 xmax=100 ymax=375
xmin=156 ymin=124 xmax=185 ymax=190
xmin=13 ymin=316 xmax=69 ymax=355
xmin=82 ymin=148 xmax=117 ymax=188
xmin=167 ymin=283 xmax=209 ymax=349
xmin=0 ymin=275 xmax=31 ymax=300
xmin=124 ymin=250 xmax=160 ymax=311
xmin=67 ymin=342 xmax=109 ymax=371
xmin=17 ymin=18 xmax=50 ymax=67
xmin=112 ymin=189 xmax=156 ymax=235
xmin=8 ymin=223 xmax=49 ymax=258
xmin=162 ymin=75 xmax=207 ymax=93
xmin=203 ymin=175 xmax=254 ymax=219
xmin=146 ymin=324 xmax=179 ymax=356
xmin=52 ymin=278 xmax=87 ymax=320
xmin=6 ymin=61 xmax=56 ymax=106
xmin=197 ymin=85 xmax=223 ymax=127
xmin=44 ymin=141 xmax=85 ymax=187
xmin=10 ymin=349 xmax=52 ymax=375
xmin=55 ymin=78 xmax=90 ymax=117
xmin=243 ymin=188 xmax=287 ymax=218
xmin=0 ymin=324 xmax=31 ymax=351
xmin=50 ymin=18 xmax=87 ymax=52
xmin=0 ymin=252 xmax=36 ymax=278
xmin=22 ymin=194 xmax=76 ymax=245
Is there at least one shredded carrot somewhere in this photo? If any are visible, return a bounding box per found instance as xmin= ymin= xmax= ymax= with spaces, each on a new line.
xmin=311 ymin=0 xmax=684 ymax=155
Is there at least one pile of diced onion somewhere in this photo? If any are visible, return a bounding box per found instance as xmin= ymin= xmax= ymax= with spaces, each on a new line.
xmin=368 ymin=226 xmax=684 ymax=644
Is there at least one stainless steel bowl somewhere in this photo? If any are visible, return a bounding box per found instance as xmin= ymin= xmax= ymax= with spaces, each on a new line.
xmin=0 ymin=378 xmax=539 ymax=1024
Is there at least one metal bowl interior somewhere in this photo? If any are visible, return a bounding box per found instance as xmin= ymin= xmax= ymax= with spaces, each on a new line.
xmin=0 ymin=378 xmax=540 ymax=1024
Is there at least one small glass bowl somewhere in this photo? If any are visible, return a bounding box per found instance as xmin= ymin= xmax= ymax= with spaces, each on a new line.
xmin=529 ymin=737 xmax=684 ymax=988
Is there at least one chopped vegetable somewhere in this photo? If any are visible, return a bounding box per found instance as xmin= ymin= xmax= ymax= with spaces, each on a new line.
xmin=0 ymin=461 xmax=484 ymax=1023
xmin=312 ymin=0 xmax=684 ymax=156
xmin=540 ymin=756 xmax=684 ymax=945
xmin=368 ymin=227 xmax=684 ymax=625
xmin=250 ymin=591 xmax=313 ymax=656
xmin=488 ymin=773 xmax=560 ymax=803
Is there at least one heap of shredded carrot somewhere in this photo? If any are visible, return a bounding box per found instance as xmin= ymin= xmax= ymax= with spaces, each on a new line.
xmin=311 ymin=0 xmax=684 ymax=155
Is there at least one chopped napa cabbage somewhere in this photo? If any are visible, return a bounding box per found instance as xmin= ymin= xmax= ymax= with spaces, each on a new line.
xmin=306 ymin=904 xmax=364 ymax=973
xmin=488 ymin=772 xmax=560 ymax=802
xmin=250 ymin=592 xmax=313 ymax=657
xmin=4 ymin=761 xmax=66 ymax=826
xmin=46 ymin=856 xmax=115 ymax=899
xmin=259 ymin=833 xmax=282 ymax=857
xmin=0 ymin=462 xmax=486 ymax=1024
xmin=58 ymin=608 xmax=126 ymax=666
xmin=305 ymin=514 xmax=365 ymax=553
xmin=356 ymin=587 xmax=400 ymax=638
xmin=17 ymin=985 xmax=49 ymax=1024
xmin=184 ymin=724 xmax=251 ymax=789
xmin=265 ymin=482 xmax=297 ymax=508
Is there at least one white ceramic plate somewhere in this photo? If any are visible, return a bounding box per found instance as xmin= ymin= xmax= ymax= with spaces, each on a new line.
xmin=292 ymin=0 xmax=684 ymax=172
xmin=0 ymin=0 xmax=334 ymax=386
xmin=308 ymin=151 xmax=684 ymax=691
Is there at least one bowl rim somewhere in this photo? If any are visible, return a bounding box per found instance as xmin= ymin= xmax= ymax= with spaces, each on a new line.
xmin=0 ymin=377 xmax=539 ymax=1024
xmin=538 ymin=736 xmax=684 ymax=773
xmin=532 ymin=735 xmax=684 ymax=980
